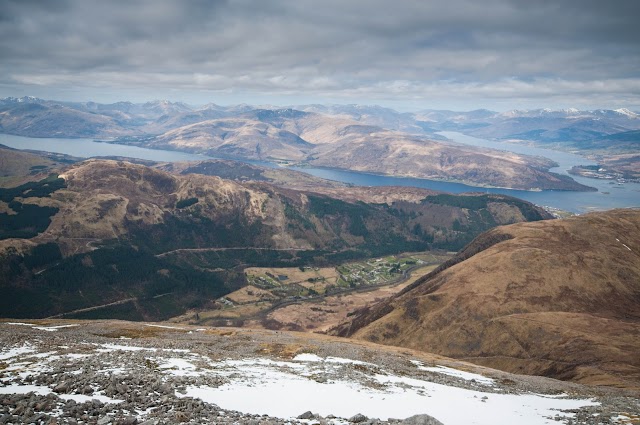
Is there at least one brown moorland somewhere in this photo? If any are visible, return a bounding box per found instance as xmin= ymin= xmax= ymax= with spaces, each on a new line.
xmin=331 ymin=209 xmax=640 ymax=390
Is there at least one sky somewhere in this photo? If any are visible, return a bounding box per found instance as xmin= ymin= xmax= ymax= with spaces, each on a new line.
xmin=1 ymin=0 xmax=639 ymax=111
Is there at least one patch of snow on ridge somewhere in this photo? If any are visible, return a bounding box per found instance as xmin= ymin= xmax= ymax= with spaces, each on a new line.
xmin=59 ymin=393 xmax=123 ymax=404
xmin=412 ymin=361 xmax=495 ymax=385
xmin=178 ymin=356 xmax=598 ymax=425
xmin=326 ymin=356 xmax=375 ymax=366
xmin=5 ymin=322 xmax=36 ymax=327
xmin=32 ymin=324 xmax=79 ymax=332
xmin=0 ymin=343 xmax=35 ymax=360
xmin=97 ymin=343 xmax=155 ymax=352
xmin=374 ymin=374 xmax=597 ymax=425
xmin=144 ymin=324 xmax=185 ymax=330
xmin=218 ymin=358 xmax=307 ymax=376
xmin=156 ymin=358 xmax=200 ymax=376
xmin=614 ymin=108 xmax=637 ymax=117
xmin=0 ymin=384 xmax=52 ymax=396
xmin=293 ymin=353 xmax=323 ymax=362
xmin=293 ymin=353 xmax=375 ymax=367
xmin=3 ymin=322 xmax=79 ymax=332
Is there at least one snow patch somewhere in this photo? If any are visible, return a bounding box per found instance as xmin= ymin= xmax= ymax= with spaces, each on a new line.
xmin=614 ymin=108 xmax=637 ymax=117
xmin=156 ymin=358 xmax=200 ymax=376
xmin=178 ymin=358 xmax=598 ymax=424
xmin=0 ymin=384 xmax=51 ymax=396
xmin=98 ymin=367 xmax=127 ymax=375
xmin=65 ymin=353 xmax=92 ymax=359
xmin=294 ymin=353 xmax=323 ymax=362
xmin=32 ymin=324 xmax=79 ymax=332
xmin=162 ymin=348 xmax=191 ymax=353
xmin=3 ymin=322 xmax=79 ymax=332
xmin=413 ymin=362 xmax=495 ymax=385
xmin=293 ymin=353 xmax=375 ymax=367
xmin=97 ymin=343 xmax=155 ymax=352
xmin=144 ymin=324 xmax=185 ymax=330
xmin=0 ymin=343 xmax=35 ymax=360
xmin=59 ymin=393 xmax=124 ymax=405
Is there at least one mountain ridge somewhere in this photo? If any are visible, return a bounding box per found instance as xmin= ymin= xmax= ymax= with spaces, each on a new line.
xmin=0 ymin=97 xmax=602 ymax=191
xmin=0 ymin=152 xmax=552 ymax=320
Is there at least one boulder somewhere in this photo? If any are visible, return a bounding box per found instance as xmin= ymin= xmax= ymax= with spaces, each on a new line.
xmin=401 ymin=414 xmax=444 ymax=425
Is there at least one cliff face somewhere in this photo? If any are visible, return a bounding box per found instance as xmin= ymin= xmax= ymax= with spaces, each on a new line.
xmin=331 ymin=209 xmax=640 ymax=389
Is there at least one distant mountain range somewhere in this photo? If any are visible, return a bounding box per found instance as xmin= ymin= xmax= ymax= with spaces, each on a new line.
xmin=2 ymin=96 xmax=624 ymax=191
xmin=3 ymin=95 xmax=637 ymax=137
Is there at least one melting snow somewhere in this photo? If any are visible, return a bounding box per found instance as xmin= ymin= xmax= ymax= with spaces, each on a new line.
xmin=144 ymin=324 xmax=185 ymax=330
xmin=65 ymin=353 xmax=92 ymax=359
xmin=0 ymin=343 xmax=35 ymax=360
xmin=59 ymin=393 xmax=123 ymax=404
xmin=97 ymin=343 xmax=155 ymax=352
xmin=0 ymin=384 xmax=52 ymax=396
xmin=156 ymin=358 xmax=200 ymax=376
xmin=616 ymin=238 xmax=633 ymax=252
xmin=31 ymin=351 xmax=58 ymax=359
xmin=3 ymin=322 xmax=79 ymax=332
xmin=0 ymin=338 xmax=604 ymax=424
xmin=162 ymin=348 xmax=191 ymax=353
xmin=33 ymin=325 xmax=79 ymax=332
xmin=294 ymin=353 xmax=375 ymax=367
xmin=294 ymin=353 xmax=323 ymax=362
xmin=98 ymin=367 xmax=127 ymax=375
xmin=412 ymin=361 xmax=495 ymax=385
xmin=178 ymin=356 xmax=598 ymax=425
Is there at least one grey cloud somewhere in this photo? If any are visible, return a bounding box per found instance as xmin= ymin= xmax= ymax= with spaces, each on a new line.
xmin=0 ymin=0 xmax=639 ymax=109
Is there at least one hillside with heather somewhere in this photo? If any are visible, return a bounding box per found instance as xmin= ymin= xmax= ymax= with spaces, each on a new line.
xmin=331 ymin=209 xmax=640 ymax=390
xmin=0 ymin=153 xmax=551 ymax=321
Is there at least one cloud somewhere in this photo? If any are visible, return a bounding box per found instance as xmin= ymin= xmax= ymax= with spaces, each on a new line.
xmin=1 ymin=0 xmax=639 ymax=109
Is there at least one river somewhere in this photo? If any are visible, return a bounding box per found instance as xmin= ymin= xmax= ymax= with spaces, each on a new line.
xmin=1 ymin=133 xmax=638 ymax=214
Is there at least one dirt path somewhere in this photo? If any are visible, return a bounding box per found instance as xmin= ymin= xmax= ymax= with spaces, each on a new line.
xmin=155 ymin=246 xmax=313 ymax=258
xmin=45 ymin=297 xmax=137 ymax=319
xmin=46 ymin=292 xmax=175 ymax=319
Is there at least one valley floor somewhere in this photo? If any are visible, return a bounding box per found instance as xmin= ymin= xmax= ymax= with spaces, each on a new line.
xmin=170 ymin=252 xmax=450 ymax=332
xmin=1 ymin=320 xmax=638 ymax=425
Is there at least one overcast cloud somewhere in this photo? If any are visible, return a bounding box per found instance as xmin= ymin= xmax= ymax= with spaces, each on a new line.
xmin=1 ymin=0 xmax=639 ymax=110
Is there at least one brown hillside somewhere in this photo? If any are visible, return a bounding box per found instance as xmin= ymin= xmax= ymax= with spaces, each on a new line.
xmin=0 ymin=145 xmax=69 ymax=187
xmin=2 ymin=159 xmax=554 ymax=320
xmin=145 ymin=112 xmax=591 ymax=191
xmin=331 ymin=209 xmax=640 ymax=389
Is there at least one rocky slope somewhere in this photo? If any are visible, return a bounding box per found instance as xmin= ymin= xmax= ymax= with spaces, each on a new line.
xmin=1 ymin=319 xmax=637 ymax=425
xmin=331 ymin=209 xmax=640 ymax=390
xmin=0 ymin=158 xmax=551 ymax=320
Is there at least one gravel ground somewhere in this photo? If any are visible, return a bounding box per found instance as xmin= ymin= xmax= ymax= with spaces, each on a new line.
xmin=0 ymin=320 xmax=638 ymax=425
